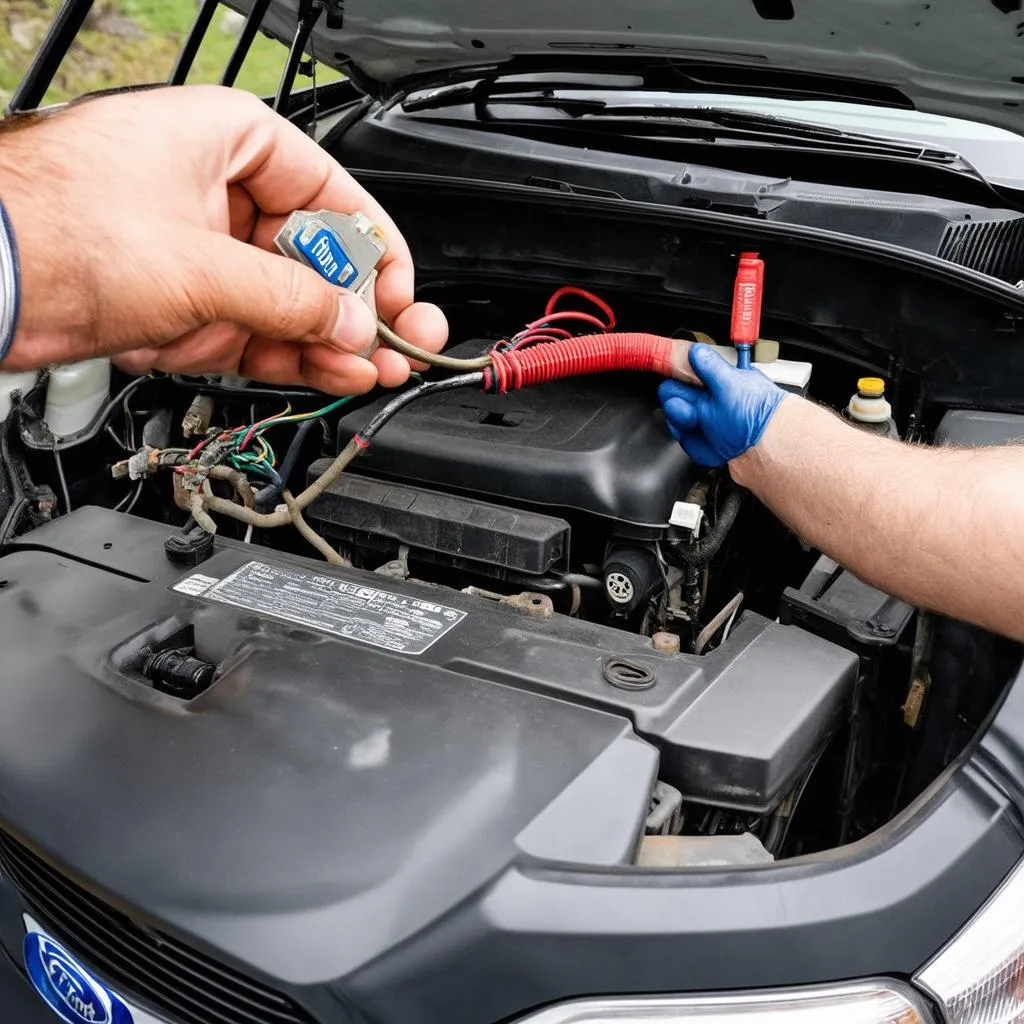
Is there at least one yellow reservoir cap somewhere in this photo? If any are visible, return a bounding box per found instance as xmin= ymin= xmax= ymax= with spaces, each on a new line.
xmin=857 ymin=377 xmax=886 ymax=397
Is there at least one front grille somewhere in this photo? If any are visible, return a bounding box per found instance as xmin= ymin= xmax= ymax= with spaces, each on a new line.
xmin=0 ymin=831 xmax=316 ymax=1024
xmin=937 ymin=216 xmax=1024 ymax=282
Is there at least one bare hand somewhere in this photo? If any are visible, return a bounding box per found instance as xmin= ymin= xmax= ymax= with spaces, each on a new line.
xmin=0 ymin=85 xmax=448 ymax=393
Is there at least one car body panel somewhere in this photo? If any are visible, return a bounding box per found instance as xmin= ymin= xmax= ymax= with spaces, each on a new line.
xmin=0 ymin=510 xmax=1021 ymax=1024
xmin=227 ymin=0 xmax=1024 ymax=134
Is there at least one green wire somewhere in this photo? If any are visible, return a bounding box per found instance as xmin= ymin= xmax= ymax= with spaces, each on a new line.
xmin=235 ymin=384 xmax=407 ymax=449
xmin=216 ymin=388 xmax=385 ymax=483
xmin=253 ymin=394 xmax=357 ymax=431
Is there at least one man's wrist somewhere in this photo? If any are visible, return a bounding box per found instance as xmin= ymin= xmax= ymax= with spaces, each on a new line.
xmin=728 ymin=392 xmax=799 ymax=489
xmin=0 ymin=198 xmax=20 ymax=365
xmin=729 ymin=442 xmax=765 ymax=489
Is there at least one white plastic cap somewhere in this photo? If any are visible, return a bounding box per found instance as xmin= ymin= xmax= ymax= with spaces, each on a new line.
xmin=669 ymin=501 xmax=704 ymax=533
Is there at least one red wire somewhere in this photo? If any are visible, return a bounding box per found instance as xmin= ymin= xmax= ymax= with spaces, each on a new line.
xmin=524 ymin=310 xmax=608 ymax=333
xmin=509 ymin=332 xmax=570 ymax=351
xmin=494 ymin=286 xmax=617 ymax=355
xmin=544 ymin=286 xmax=617 ymax=330
xmin=519 ymin=327 xmax=573 ymax=343
xmin=239 ymin=409 xmax=288 ymax=452
xmin=187 ymin=420 xmax=249 ymax=460
xmin=187 ymin=437 xmax=212 ymax=460
xmin=520 ymin=326 xmax=573 ymax=340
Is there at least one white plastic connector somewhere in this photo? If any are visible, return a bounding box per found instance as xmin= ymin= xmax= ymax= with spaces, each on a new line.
xmin=669 ymin=501 xmax=704 ymax=533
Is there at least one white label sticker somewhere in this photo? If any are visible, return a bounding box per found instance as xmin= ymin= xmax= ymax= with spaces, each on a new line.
xmin=199 ymin=561 xmax=466 ymax=655
xmin=172 ymin=573 xmax=220 ymax=597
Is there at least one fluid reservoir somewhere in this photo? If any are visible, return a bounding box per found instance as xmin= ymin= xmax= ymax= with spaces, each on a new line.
xmin=44 ymin=358 xmax=111 ymax=439
xmin=845 ymin=377 xmax=898 ymax=439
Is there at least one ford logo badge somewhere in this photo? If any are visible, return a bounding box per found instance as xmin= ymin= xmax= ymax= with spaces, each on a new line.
xmin=24 ymin=931 xmax=133 ymax=1024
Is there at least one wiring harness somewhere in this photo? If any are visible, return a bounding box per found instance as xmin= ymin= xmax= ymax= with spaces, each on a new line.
xmin=377 ymin=286 xmax=698 ymax=387
xmin=136 ymin=287 xmax=703 ymax=564
xmin=177 ymin=394 xmax=356 ymax=496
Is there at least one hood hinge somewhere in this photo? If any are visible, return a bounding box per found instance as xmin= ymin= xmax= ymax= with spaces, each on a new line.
xmin=325 ymin=0 xmax=344 ymax=29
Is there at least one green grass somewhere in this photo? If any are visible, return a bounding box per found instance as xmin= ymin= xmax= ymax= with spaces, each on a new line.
xmin=1 ymin=0 xmax=341 ymax=108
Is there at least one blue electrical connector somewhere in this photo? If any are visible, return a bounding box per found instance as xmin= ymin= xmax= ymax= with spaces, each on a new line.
xmin=274 ymin=209 xmax=387 ymax=302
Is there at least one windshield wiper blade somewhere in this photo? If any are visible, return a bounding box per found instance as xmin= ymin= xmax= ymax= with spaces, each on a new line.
xmin=598 ymin=104 xmax=965 ymax=164
xmin=402 ymin=73 xmax=641 ymax=113
xmin=410 ymin=92 xmax=608 ymax=117
xmin=424 ymin=101 xmax=976 ymax=172
xmin=405 ymin=85 xmax=956 ymax=156
xmin=405 ymin=83 xmax=989 ymax=184
xmin=407 ymin=93 xmax=966 ymax=166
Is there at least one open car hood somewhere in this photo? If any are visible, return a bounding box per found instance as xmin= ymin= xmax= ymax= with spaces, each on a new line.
xmin=232 ymin=0 xmax=1024 ymax=133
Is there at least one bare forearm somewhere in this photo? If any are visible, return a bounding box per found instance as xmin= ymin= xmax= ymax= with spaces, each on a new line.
xmin=0 ymin=119 xmax=96 ymax=369
xmin=730 ymin=397 xmax=1024 ymax=640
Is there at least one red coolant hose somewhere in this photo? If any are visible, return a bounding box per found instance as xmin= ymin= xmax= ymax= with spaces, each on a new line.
xmin=485 ymin=333 xmax=697 ymax=393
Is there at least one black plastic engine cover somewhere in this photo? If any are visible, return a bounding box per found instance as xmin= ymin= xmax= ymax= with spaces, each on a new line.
xmin=0 ymin=510 xmax=858 ymax=1024
xmin=338 ymin=341 xmax=695 ymax=527
xmin=305 ymin=467 xmax=571 ymax=574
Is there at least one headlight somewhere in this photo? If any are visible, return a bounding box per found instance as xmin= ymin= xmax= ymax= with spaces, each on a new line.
xmin=916 ymin=856 xmax=1024 ymax=1024
xmin=515 ymin=981 xmax=933 ymax=1023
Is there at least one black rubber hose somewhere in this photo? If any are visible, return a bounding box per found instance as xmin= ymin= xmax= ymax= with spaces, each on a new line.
xmin=670 ymin=486 xmax=745 ymax=567
xmin=170 ymin=375 xmax=323 ymax=400
xmin=0 ymin=403 xmax=32 ymax=542
xmin=254 ymin=418 xmax=318 ymax=509
xmin=19 ymin=376 xmax=149 ymax=451
xmin=0 ymin=498 xmax=28 ymax=545
xmin=200 ymin=373 xmax=485 ymax=532
xmin=0 ymin=409 xmax=26 ymax=505
xmin=248 ymin=376 xmax=485 ymax=511
xmin=357 ymin=373 xmax=485 ymax=443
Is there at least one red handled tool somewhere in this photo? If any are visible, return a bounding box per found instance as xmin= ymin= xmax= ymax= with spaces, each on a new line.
xmin=731 ymin=252 xmax=764 ymax=369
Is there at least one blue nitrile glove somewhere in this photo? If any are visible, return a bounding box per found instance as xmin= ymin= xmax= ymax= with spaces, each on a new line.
xmin=658 ymin=344 xmax=788 ymax=467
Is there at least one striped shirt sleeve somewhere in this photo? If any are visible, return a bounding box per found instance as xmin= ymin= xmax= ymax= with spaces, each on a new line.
xmin=0 ymin=200 xmax=21 ymax=363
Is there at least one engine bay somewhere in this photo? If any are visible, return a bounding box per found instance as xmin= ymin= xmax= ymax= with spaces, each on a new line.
xmin=1 ymin=175 xmax=1021 ymax=870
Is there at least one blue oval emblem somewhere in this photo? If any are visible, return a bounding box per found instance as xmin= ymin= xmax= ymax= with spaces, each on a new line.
xmin=23 ymin=932 xmax=133 ymax=1024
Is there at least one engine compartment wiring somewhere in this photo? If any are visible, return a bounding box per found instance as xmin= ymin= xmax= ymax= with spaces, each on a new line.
xmin=51 ymin=442 xmax=71 ymax=515
xmin=196 ymin=372 xmax=485 ymax=555
xmin=113 ymin=284 xmax=707 ymax=564
xmin=371 ymin=283 xmax=699 ymax=385
xmin=376 ymin=320 xmax=494 ymax=371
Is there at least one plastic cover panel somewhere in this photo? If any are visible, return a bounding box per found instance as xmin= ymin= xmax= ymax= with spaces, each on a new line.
xmin=0 ymin=511 xmax=1019 ymax=1024
xmin=337 ymin=342 xmax=695 ymax=526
